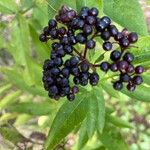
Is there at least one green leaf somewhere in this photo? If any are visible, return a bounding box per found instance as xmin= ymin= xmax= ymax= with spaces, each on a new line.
xmin=29 ymin=25 xmax=49 ymax=60
xmin=76 ymin=0 xmax=103 ymax=13
xmin=93 ymin=87 xmax=105 ymax=133
xmin=134 ymin=52 xmax=150 ymax=64
xmin=8 ymin=102 xmax=55 ymax=116
xmin=106 ymin=114 xmax=133 ymax=128
xmin=143 ymin=73 xmax=150 ymax=86
xmin=14 ymin=114 xmax=32 ymax=126
xmin=86 ymin=94 xmax=98 ymax=137
xmin=104 ymin=0 xmax=148 ymax=36
xmin=47 ymin=0 xmax=63 ymax=18
xmin=101 ymin=83 xmax=120 ymax=98
xmin=98 ymin=124 xmax=130 ymax=150
xmin=10 ymin=15 xmax=30 ymax=66
xmin=121 ymin=85 xmax=150 ymax=102
xmin=0 ymin=0 xmax=18 ymax=14
xmin=0 ymin=90 xmax=22 ymax=110
xmin=45 ymin=92 xmax=89 ymax=150
xmin=78 ymin=120 xmax=89 ymax=149
xmin=1 ymin=68 xmax=47 ymax=97
xmin=0 ymin=84 xmax=12 ymax=95
xmin=0 ymin=126 xmax=25 ymax=145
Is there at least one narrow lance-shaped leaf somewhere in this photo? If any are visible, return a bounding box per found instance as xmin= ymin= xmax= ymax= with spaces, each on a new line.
xmin=45 ymin=92 xmax=89 ymax=150
xmin=78 ymin=119 xmax=89 ymax=149
xmin=121 ymin=85 xmax=150 ymax=102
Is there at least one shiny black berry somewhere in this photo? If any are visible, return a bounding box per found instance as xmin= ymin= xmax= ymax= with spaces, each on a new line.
xmin=110 ymin=50 xmax=121 ymax=61
xmin=133 ymin=76 xmax=143 ymax=85
xmin=86 ymin=39 xmax=96 ymax=49
xmin=100 ymin=62 xmax=110 ymax=72
xmin=128 ymin=32 xmax=138 ymax=43
xmin=113 ymin=81 xmax=123 ymax=91
xmin=135 ymin=66 xmax=144 ymax=74
xmin=103 ymin=42 xmax=112 ymax=51
xmin=123 ymin=52 xmax=134 ymax=63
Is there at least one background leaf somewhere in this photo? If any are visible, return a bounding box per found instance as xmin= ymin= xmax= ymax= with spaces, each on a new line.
xmin=104 ymin=0 xmax=148 ymax=35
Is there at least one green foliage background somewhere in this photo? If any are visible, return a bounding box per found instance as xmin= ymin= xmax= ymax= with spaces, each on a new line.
xmin=0 ymin=0 xmax=150 ymax=150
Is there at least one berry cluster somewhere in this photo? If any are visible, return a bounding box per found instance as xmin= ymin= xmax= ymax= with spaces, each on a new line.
xmin=39 ymin=6 xmax=144 ymax=101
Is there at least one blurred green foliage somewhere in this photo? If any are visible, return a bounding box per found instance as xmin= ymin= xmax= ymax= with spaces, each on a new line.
xmin=0 ymin=0 xmax=150 ymax=150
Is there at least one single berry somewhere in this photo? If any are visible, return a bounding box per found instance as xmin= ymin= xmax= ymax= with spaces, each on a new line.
xmin=133 ymin=76 xmax=143 ymax=85
xmin=127 ymin=83 xmax=136 ymax=91
xmin=126 ymin=64 xmax=135 ymax=74
xmin=100 ymin=62 xmax=110 ymax=72
xmin=80 ymin=61 xmax=90 ymax=72
xmin=86 ymin=16 xmax=96 ymax=25
xmin=43 ymin=26 xmax=50 ymax=35
xmin=60 ymin=77 xmax=69 ymax=87
xmin=113 ymin=81 xmax=123 ymax=91
xmin=103 ymin=42 xmax=112 ymax=51
xmin=76 ymin=33 xmax=87 ymax=44
xmin=101 ymin=16 xmax=111 ymax=25
xmin=79 ymin=7 xmax=89 ymax=19
xmin=120 ymin=73 xmax=130 ymax=82
xmin=89 ymin=72 xmax=99 ymax=86
xmin=71 ymin=67 xmax=80 ymax=76
xmin=88 ymin=7 xmax=99 ymax=16
xmin=62 ymin=68 xmax=70 ymax=78
xmin=128 ymin=32 xmax=138 ymax=43
xmin=123 ymin=52 xmax=134 ymax=63
xmin=110 ymin=50 xmax=121 ymax=61
xmin=108 ymin=25 xmax=118 ymax=36
xmin=64 ymin=45 xmax=73 ymax=54
xmin=135 ymin=66 xmax=144 ymax=74
xmin=50 ymin=68 xmax=60 ymax=76
xmin=86 ymin=39 xmax=96 ymax=49
xmin=117 ymin=60 xmax=129 ymax=71
xmin=39 ymin=34 xmax=47 ymax=42
xmin=119 ymin=37 xmax=130 ymax=48
xmin=67 ymin=93 xmax=75 ymax=101
xmin=110 ymin=63 xmax=118 ymax=72
xmin=48 ymin=19 xmax=57 ymax=28
xmin=83 ymin=24 xmax=93 ymax=35
xmin=49 ymin=28 xmax=58 ymax=39
xmin=96 ymin=19 xmax=108 ymax=31
xmin=72 ymin=86 xmax=79 ymax=94
xmin=61 ymin=36 xmax=69 ymax=44
xmin=114 ymin=32 xmax=123 ymax=41
xmin=49 ymin=85 xmax=58 ymax=96
xmin=58 ymin=27 xmax=66 ymax=36
xmin=70 ymin=56 xmax=80 ymax=66
xmin=73 ymin=76 xmax=80 ymax=84
xmin=62 ymin=86 xmax=70 ymax=95
xmin=101 ymin=31 xmax=111 ymax=41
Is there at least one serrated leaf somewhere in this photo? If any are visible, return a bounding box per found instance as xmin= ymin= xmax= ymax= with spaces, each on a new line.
xmin=78 ymin=119 xmax=89 ymax=149
xmin=134 ymin=52 xmax=150 ymax=64
xmin=106 ymin=114 xmax=133 ymax=129
xmin=121 ymin=85 xmax=150 ymax=102
xmin=0 ymin=91 xmax=22 ymax=110
xmin=8 ymin=102 xmax=55 ymax=116
xmin=45 ymin=92 xmax=89 ymax=150
xmin=0 ymin=0 xmax=18 ymax=14
xmin=101 ymin=83 xmax=120 ymax=98
xmin=104 ymin=0 xmax=148 ymax=36
xmin=98 ymin=124 xmax=130 ymax=150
